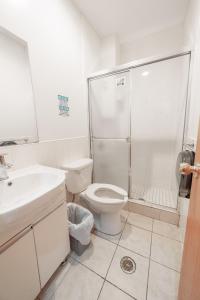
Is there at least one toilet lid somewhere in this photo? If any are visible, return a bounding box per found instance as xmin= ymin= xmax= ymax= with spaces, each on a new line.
xmin=85 ymin=183 xmax=128 ymax=204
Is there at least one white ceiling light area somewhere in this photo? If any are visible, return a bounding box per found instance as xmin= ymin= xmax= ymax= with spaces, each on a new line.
xmin=72 ymin=0 xmax=189 ymax=44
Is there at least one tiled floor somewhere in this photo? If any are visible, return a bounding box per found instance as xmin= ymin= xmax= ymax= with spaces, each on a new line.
xmin=39 ymin=211 xmax=182 ymax=300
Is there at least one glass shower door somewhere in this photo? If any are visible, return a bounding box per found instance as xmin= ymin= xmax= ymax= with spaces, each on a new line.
xmin=89 ymin=71 xmax=130 ymax=191
xmin=130 ymin=55 xmax=190 ymax=208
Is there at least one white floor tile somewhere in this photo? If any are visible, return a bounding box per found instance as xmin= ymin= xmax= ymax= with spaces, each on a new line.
xmin=153 ymin=220 xmax=182 ymax=241
xmin=99 ymin=281 xmax=134 ymax=300
xmin=107 ymin=246 xmax=149 ymax=300
xmin=40 ymin=258 xmax=103 ymax=300
xmin=147 ymin=261 xmax=180 ymax=300
xmin=127 ymin=212 xmax=153 ymax=231
xmin=52 ymin=258 xmax=103 ymax=300
xmin=151 ymin=234 xmax=183 ymax=271
xmin=94 ymin=228 xmax=122 ymax=245
xmin=71 ymin=234 xmax=117 ymax=277
xmin=119 ymin=223 xmax=151 ymax=257
xmin=40 ymin=259 xmax=74 ymax=300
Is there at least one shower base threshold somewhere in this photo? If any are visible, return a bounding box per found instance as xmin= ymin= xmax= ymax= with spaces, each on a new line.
xmin=126 ymin=198 xmax=179 ymax=225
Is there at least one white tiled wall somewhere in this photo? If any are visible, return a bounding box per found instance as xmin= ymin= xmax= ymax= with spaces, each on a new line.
xmin=0 ymin=137 xmax=90 ymax=172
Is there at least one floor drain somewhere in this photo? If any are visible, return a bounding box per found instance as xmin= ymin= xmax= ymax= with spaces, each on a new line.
xmin=120 ymin=256 xmax=136 ymax=274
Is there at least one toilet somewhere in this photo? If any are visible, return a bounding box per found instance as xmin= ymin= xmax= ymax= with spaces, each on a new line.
xmin=63 ymin=158 xmax=128 ymax=235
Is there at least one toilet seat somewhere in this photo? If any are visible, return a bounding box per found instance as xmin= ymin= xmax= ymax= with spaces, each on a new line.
xmin=85 ymin=183 xmax=128 ymax=204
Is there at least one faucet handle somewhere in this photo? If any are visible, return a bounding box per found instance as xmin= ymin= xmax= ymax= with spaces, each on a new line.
xmin=0 ymin=153 xmax=12 ymax=168
xmin=0 ymin=153 xmax=7 ymax=164
xmin=5 ymin=163 xmax=13 ymax=169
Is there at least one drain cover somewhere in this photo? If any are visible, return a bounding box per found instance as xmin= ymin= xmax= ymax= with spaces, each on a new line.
xmin=120 ymin=256 xmax=136 ymax=274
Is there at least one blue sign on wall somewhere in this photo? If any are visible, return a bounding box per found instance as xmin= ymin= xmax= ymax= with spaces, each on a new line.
xmin=58 ymin=94 xmax=69 ymax=116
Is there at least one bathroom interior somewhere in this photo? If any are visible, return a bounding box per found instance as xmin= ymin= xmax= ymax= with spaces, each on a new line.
xmin=0 ymin=0 xmax=200 ymax=299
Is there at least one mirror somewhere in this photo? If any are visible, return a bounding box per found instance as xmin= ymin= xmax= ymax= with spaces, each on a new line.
xmin=0 ymin=27 xmax=38 ymax=146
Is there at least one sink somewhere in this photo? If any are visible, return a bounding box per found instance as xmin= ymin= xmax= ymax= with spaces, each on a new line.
xmin=0 ymin=165 xmax=66 ymax=247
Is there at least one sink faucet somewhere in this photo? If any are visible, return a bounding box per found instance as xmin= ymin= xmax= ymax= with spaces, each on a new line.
xmin=0 ymin=153 xmax=12 ymax=181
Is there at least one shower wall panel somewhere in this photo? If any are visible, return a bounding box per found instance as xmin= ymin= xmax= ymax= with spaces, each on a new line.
xmin=89 ymin=71 xmax=131 ymax=192
xmin=130 ymin=55 xmax=190 ymax=207
xmin=89 ymin=72 xmax=130 ymax=138
xmin=92 ymin=139 xmax=130 ymax=191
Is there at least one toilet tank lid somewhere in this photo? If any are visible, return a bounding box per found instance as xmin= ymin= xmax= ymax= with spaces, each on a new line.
xmin=63 ymin=158 xmax=93 ymax=171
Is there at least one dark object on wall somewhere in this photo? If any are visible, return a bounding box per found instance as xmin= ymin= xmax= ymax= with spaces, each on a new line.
xmin=176 ymin=150 xmax=195 ymax=198
xmin=0 ymin=141 xmax=17 ymax=146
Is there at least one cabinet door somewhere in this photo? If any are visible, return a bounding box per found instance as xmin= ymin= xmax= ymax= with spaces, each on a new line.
xmin=33 ymin=204 xmax=70 ymax=288
xmin=0 ymin=230 xmax=40 ymax=300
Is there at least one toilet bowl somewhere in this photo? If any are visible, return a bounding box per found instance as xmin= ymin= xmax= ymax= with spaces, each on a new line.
xmin=80 ymin=183 xmax=128 ymax=235
xmin=63 ymin=158 xmax=128 ymax=236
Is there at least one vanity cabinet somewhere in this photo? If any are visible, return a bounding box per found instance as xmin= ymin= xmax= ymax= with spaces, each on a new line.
xmin=0 ymin=230 xmax=40 ymax=300
xmin=33 ymin=203 xmax=70 ymax=287
xmin=0 ymin=203 xmax=70 ymax=300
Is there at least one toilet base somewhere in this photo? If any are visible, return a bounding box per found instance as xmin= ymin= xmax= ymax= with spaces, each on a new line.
xmin=94 ymin=211 xmax=122 ymax=235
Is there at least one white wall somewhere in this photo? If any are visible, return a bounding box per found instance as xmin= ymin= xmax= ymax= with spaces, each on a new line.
xmin=100 ymin=35 xmax=120 ymax=69
xmin=0 ymin=0 xmax=101 ymax=170
xmin=0 ymin=0 xmax=101 ymax=142
xmin=0 ymin=137 xmax=89 ymax=171
xmin=120 ymin=24 xmax=185 ymax=64
xmin=183 ymin=0 xmax=200 ymax=145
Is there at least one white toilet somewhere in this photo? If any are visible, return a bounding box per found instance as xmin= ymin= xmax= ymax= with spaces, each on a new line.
xmin=63 ymin=158 xmax=128 ymax=235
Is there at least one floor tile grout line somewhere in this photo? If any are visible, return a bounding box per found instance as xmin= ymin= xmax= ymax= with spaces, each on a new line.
xmin=152 ymin=232 xmax=183 ymax=244
xmin=120 ymin=213 xmax=152 ymax=259
xmin=146 ymin=221 xmax=153 ymax=300
xmin=150 ymin=220 xmax=181 ymax=273
xmin=123 ymin=220 xmax=182 ymax=243
xmin=150 ymin=258 xmax=181 ymax=273
xmin=89 ymin=213 xmax=130 ymax=300
xmin=96 ymin=216 xmax=129 ymax=300
xmin=69 ymin=254 xmax=106 ymax=280
xmin=105 ymin=279 xmax=137 ymax=300
xmin=104 ymin=215 xmax=128 ymax=281
xmin=126 ymin=221 xmax=154 ymax=233
xmin=117 ymin=244 xmax=151 ymax=260
xmin=100 ymin=215 xmax=139 ymax=299
xmin=40 ymin=256 xmax=76 ymax=299
xmin=97 ymin=279 xmax=106 ymax=300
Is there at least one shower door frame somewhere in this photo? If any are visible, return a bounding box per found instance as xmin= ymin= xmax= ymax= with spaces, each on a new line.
xmin=88 ymin=50 xmax=191 ymax=209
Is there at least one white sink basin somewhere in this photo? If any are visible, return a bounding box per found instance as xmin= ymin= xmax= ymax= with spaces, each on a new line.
xmin=0 ymin=165 xmax=66 ymax=247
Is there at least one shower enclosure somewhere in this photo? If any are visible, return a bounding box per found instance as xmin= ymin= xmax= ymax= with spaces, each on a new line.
xmin=89 ymin=53 xmax=190 ymax=210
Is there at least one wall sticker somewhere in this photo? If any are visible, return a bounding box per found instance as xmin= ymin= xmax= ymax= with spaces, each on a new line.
xmin=58 ymin=94 xmax=69 ymax=116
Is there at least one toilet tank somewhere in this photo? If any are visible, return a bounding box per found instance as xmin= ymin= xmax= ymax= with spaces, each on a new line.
xmin=63 ymin=158 xmax=93 ymax=194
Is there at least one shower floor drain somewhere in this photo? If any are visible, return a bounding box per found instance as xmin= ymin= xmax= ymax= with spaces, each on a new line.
xmin=120 ymin=256 xmax=136 ymax=274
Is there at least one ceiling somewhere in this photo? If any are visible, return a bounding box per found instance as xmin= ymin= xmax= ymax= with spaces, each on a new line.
xmin=73 ymin=0 xmax=189 ymax=44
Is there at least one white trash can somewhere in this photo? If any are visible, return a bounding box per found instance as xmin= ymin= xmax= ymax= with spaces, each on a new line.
xmin=67 ymin=203 xmax=94 ymax=256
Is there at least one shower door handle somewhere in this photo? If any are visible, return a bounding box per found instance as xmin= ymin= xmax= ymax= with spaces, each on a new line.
xmin=180 ymin=163 xmax=200 ymax=178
